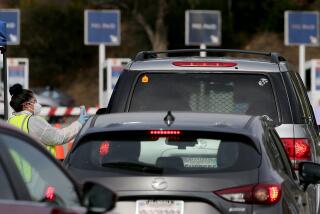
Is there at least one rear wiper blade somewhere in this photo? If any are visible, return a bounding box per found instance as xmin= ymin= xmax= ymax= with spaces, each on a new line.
xmin=102 ymin=161 xmax=163 ymax=174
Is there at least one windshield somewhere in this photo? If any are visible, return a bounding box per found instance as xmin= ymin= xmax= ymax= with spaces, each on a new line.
xmin=68 ymin=132 xmax=260 ymax=175
xmin=129 ymin=73 xmax=278 ymax=121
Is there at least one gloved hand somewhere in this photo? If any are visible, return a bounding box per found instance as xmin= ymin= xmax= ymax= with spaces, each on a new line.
xmin=78 ymin=106 xmax=90 ymax=125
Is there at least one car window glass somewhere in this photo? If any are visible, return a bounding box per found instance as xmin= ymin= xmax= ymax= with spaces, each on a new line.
xmin=270 ymin=131 xmax=297 ymax=180
xmin=294 ymin=72 xmax=318 ymax=127
xmin=265 ymin=133 xmax=286 ymax=172
xmin=52 ymin=91 xmax=59 ymax=99
xmin=129 ymin=73 xmax=279 ymax=122
xmin=290 ymin=72 xmax=311 ymax=120
xmin=41 ymin=91 xmax=49 ymax=97
xmin=0 ymin=161 xmax=15 ymax=200
xmin=69 ymin=133 xmax=261 ymax=174
xmin=1 ymin=134 xmax=81 ymax=208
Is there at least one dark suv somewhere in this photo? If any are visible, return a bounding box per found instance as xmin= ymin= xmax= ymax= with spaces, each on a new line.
xmin=104 ymin=49 xmax=320 ymax=210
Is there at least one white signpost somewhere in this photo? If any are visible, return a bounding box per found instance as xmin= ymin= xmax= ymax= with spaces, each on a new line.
xmin=6 ymin=58 xmax=29 ymax=116
xmin=0 ymin=10 xmax=20 ymax=119
xmin=84 ymin=10 xmax=121 ymax=107
xmin=7 ymin=58 xmax=29 ymax=89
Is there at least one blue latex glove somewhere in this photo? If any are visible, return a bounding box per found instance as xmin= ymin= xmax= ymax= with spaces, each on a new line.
xmin=78 ymin=106 xmax=90 ymax=125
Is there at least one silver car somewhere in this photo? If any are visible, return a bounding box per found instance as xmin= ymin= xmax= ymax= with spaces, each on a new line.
xmin=105 ymin=49 xmax=320 ymax=212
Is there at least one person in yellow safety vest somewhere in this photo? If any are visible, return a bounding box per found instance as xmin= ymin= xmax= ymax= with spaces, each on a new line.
xmin=7 ymin=84 xmax=90 ymax=157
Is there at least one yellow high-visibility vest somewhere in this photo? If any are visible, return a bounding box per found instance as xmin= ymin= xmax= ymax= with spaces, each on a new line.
xmin=8 ymin=114 xmax=56 ymax=156
xmin=7 ymin=114 xmax=33 ymax=183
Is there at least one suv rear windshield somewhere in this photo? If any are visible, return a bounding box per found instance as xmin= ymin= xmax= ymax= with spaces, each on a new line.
xmin=69 ymin=132 xmax=260 ymax=175
xmin=129 ymin=73 xmax=278 ymax=121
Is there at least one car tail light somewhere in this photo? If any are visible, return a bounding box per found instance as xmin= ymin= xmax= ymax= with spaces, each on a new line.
xmin=149 ymin=130 xmax=181 ymax=135
xmin=45 ymin=186 xmax=55 ymax=201
xmin=214 ymin=183 xmax=281 ymax=205
xmin=172 ymin=61 xmax=237 ymax=67
xmin=280 ymin=138 xmax=311 ymax=167
xmin=99 ymin=141 xmax=110 ymax=156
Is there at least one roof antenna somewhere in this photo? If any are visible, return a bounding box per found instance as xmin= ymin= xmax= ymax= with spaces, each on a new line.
xmin=164 ymin=111 xmax=175 ymax=126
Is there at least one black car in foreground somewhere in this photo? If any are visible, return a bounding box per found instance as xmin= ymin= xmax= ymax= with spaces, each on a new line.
xmin=0 ymin=121 xmax=116 ymax=214
xmin=65 ymin=112 xmax=320 ymax=214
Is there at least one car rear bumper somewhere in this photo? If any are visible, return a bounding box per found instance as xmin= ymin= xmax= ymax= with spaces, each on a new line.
xmin=111 ymin=190 xmax=253 ymax=214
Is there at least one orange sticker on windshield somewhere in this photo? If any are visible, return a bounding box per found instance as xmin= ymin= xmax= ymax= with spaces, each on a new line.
xmin=141 ymin=75 xmax=149 ymax=83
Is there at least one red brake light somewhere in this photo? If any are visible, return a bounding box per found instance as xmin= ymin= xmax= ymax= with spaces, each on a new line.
xmin=99 ymin=141 xmax=110 ymax=156
xmin=281 ymin=138 xmax=295 ymax=159
xmin=45 ymin=186 xmax=55 ymax=201
xmin=280 ymin=138 xmax=311 ymax=160
xmin=214 ymin=183 xmax=281 ymax=205
xmin=149 ymin=130 xmax=181 ymax=135
xmin=172 ymin=61 xmax=237 ymax=67
xmin=295 ymin=139 xmax=311 ymax=159
xmin=254 ymin=184 xmax=281 ymax=204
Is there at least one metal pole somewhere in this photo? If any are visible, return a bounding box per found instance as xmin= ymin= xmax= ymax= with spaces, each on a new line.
xmin=2 ymin=48 xmax=8 ymax=120
xmin=299 ymin=45 xmax=306 ymax=85
xmin=107 ymin=59 xmax=112 ymax=103
xmin=200 ymin=43 xmax=207 ymax=57
xmin=99 ymin=44 xmax=105 ymax=107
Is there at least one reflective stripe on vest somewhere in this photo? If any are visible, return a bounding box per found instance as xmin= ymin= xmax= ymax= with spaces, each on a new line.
xmin=8 ymin=114 xmax=56 ymax=157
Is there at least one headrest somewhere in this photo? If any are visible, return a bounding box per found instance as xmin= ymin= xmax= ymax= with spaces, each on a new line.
xmin=217 ymin=142 xmax=239 ymax=168
xmin=156 ymin=157 xmax=184 ymax=169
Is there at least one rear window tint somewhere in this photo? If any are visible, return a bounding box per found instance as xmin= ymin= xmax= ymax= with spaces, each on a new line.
xmin=129 ymin=73 xmax=278 ymax=121
xmin=69 ymin=132 xmax=260 ymax=175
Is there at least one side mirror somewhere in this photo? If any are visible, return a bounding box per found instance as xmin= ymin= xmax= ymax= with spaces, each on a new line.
xmin=82 ymin=181 xmax=116 ymax=214
xmin=299 ymin=162 xmax=320 ymax=187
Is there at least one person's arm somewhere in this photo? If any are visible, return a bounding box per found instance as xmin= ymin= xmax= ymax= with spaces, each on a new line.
xmin=28 ymin=116 xmax=82 ymax=146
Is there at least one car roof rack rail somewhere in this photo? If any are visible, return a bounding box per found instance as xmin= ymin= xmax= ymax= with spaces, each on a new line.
xmin=134 ymin=49 xmax=286 ymax=64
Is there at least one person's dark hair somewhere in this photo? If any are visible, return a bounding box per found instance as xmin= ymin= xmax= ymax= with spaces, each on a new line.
xmin=9 ymin=84 xmax=34 ymax=112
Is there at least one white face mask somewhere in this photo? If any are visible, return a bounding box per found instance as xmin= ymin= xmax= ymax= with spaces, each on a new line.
xmin=33 ymin=103 xmax=42 ymax=115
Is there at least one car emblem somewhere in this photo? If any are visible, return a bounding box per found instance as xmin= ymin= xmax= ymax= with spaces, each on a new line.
xmin=151 ymin=178 xmax=168 ymax=190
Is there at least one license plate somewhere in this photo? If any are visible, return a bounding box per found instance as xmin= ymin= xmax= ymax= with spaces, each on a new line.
xmin=136 ymin=200 xmax=184 ymax=214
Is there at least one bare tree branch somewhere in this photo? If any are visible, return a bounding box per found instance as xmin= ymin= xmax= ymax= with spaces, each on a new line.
xmin=153 ymin=0 xmax=169 ymax=50
xmin=92 ymin=0 xmax=169 ymax=50
xmin=132 ymin=10 xmax=155 ymax=44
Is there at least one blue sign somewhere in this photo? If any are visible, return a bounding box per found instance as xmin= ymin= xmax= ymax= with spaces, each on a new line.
xmin=285 ymin=11 xmax=319 ymax=46
xmin=0 ymin=9 xmax=20 ymax=45
xmin=0 ymin=21 xmax=6 ymax=46
xmin=85 ymin=10 xmax=120 ymax=45
xmin=185 ymin=10 xmax=221 ymax=46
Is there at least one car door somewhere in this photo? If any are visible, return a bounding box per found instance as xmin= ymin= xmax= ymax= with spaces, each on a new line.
xmin=0 ymin=129 xmax=86 ymax=213
xmin=269 ymin=130 xmax=313 ymax=214
xmin=0 ymin=151 xmax=17 ymax=200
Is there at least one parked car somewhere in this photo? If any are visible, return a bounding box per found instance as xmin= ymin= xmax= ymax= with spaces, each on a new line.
xmin=33 ymin=86 xmax=75 ymax=106
xmin=65 ymin=112 xmax=320 ymax=214
xmin=104 ymin=49 xmax=320 ymax=211
xmin=0 ymin=121 xmax=116 ymax=214
xmin=34 ymin=93 xmax=58 ymax=107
